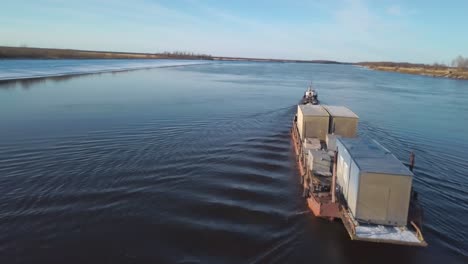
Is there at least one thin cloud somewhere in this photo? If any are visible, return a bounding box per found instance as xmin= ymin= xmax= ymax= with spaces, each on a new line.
xmin=387 ymin=5 xmax=402 ymax=16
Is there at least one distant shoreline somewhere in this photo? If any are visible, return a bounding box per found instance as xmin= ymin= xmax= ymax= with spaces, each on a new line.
xmin=3 ymin=46 xmax=466 ymax=81
xmin=357 ymin=62 xmax=468 ymax=80
xmin=0 ymin=46 xmax=346 ymax=64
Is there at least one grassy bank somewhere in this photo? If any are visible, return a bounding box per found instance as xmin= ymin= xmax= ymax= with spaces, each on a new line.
xmin=359 ymin=62 xmax=468 ymax=80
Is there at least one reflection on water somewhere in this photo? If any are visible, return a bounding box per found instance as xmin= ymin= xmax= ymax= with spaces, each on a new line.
xmin=0 ymin=62 xmax=466 ymax=263
xmin=0 ymin=74 xmax=86 ymax=89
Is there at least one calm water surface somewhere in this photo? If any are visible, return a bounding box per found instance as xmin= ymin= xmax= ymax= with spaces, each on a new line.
xmin=0 ymin=61 xmax=467 ymax=263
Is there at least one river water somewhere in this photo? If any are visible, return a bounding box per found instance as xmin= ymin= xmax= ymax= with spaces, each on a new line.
xmin=0 ymin=60 xmax=466 ymax=263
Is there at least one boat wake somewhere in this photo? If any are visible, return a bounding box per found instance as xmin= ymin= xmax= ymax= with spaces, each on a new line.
xmin=0 ymin=59 xmax=210 ymax=81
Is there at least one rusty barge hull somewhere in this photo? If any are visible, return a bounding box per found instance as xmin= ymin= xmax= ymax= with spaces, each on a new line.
xmin=292 ymin=121 xmax=340 ymax=219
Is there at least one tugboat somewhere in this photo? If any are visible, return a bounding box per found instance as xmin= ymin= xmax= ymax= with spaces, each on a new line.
xmin=291 ymin=87 xmax=427 ymax=246
xmin=301 ymin=85 xmax=319 ymax=105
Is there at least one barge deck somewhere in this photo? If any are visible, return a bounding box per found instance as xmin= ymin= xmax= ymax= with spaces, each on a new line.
xmin=291 ymin=89 xmax=427 ymax=247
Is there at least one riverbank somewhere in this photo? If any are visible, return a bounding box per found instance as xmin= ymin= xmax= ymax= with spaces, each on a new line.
xmin=0 ymin=46 xmax=344 ymax=64
xmin=6 ymin=46 xmax=467 ymax=80
xmin=0 ymin=46 xmax=212 ymax=60
xmin=359 ymin=63 xmax=468 ymax=80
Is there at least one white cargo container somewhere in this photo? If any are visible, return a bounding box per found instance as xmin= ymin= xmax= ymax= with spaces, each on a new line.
xmin=297 ymin=105 xmax=330 ymax=141
xmin=326 ymin=134 xmax=340 ymax=151
xmin=308 ymin=149 xmax=332 ymax=175
xmin=323 ymin=105 xmax=359 ymax=137
xmin=336 ymin=137 xmax=413 ymax=226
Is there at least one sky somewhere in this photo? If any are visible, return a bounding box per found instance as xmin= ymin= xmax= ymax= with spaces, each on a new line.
xmin=1 ymin=0 xmax=467 ymax=63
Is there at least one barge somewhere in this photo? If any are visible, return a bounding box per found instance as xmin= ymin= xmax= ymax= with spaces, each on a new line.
xmin=291 ymin=88 xmax=427 ymax=246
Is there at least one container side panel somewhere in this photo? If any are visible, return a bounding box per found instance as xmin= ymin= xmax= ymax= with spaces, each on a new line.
xmin=297 ymin=105 xmax=304 ymax=139
xmin=357 ymin=173 xmax=411 ymax=226
xmin=336 ymin=140 xmax=351 ymax=195
xmin=347 ymin=160 xmax=360 ymax=217
xmin=356 ymin=174 xmax=389 ymax=223
xmin=337 ymin=154 xmax=344 ymax=188
xmin=332 ymin=117 xmax=358 ymax=138
xmin=342 ymin=160 xmax=351 ymax=198
xmin=304 ymin=116 xmax=329 ymax=141
xmin=385 ymin=176 xmax=412 ymax=226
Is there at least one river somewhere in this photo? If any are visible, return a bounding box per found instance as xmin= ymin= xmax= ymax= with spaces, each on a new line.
xmin=0 ymin=60 xmax=466 ymax=263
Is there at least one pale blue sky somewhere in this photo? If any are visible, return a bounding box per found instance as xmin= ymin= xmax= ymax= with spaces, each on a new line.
xmin=1 ymin=0 xmax=467 ymax=63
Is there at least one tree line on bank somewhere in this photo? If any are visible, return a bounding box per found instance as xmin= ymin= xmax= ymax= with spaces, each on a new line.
xmin=434 ymin=56 xmax=468 ymax=69
xmin=159 ymin=51 xmax=212 ymax=60
xmin=451 ymin=55 xmax=468 ymax=69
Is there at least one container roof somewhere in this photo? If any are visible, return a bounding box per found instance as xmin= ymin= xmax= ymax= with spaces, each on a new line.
xmin=298 ymin=105 xmax=329 ymax=117
xmin=338 ymin=137 xmax=388 ymax=157
xmin=354 ymin=156 xmax=413 ymax=176
xmin=323 ymin=105 xmax=359 ymax=118
xmin=337 ymin=137 xmax=413 ymax=176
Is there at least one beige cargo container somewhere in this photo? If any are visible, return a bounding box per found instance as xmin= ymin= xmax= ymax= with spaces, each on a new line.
xmin=323 ymin=105 xmax=359 ymax=137
xmin=297 ymin=105 xmax=330 ymax=141
xmin=337 ymin=137 xmax=413 ymax=226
